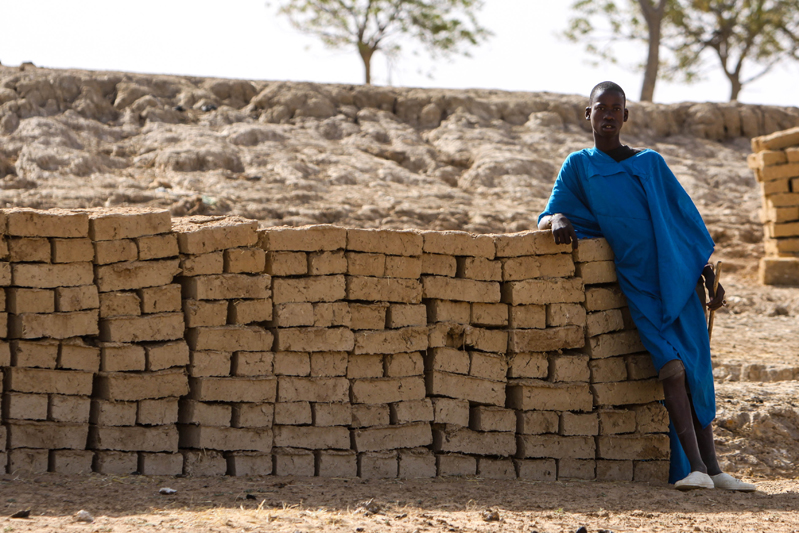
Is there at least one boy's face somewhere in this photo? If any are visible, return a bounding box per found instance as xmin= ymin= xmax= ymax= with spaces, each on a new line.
xmin=585 ymin=90 xmax=628 ymax=139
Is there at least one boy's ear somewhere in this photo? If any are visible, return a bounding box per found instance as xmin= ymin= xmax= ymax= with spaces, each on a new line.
xmin=623 ymin=108 xmax=629 ymax=122
xmin=585 ymin=107 xmax=591 ymax=120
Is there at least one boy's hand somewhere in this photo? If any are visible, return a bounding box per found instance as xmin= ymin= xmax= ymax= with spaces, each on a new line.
xmin=702 ymin=265 xmax=726 ymax=311
xmin=551 ymin=214 xmax=579 ymax=250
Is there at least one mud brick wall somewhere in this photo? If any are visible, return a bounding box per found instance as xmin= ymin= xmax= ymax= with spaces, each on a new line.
xmin=750 ymin=127 xmax=799 ymax=285
xmin=0 ymin=207 xmax=668 ymax=481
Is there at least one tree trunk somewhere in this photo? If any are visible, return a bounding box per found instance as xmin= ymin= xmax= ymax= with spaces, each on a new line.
xmin=729 ymin=76 xmax=742 ymax=101
xmin=638 ymin=0 xmax=666 ymax=102
xmin=358 ymin=42 xmax=374 ymax=85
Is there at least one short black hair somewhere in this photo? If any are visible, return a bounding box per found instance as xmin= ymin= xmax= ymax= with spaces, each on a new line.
xmin=589 ymin=81 xmax=626 ymax=106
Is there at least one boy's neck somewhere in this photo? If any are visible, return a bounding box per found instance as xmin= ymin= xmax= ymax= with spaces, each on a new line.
xmin=594 ymin=134 xmax=623 ymax=153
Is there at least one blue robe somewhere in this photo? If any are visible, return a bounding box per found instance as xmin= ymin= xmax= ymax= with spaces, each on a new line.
xmin=538 ymin=147 xmax=715 ymax=483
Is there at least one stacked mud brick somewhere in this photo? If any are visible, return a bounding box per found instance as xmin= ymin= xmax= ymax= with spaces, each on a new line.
xmin=88 ymin=208 xmax=188 ymax=475
xmin=574 ymin=238 xmax=669 ymax=482
xmin=3 ymin=209 xmax=98 ymax=474
xmin=421 ymin=231 xmax=515 ymax=479
xmin=175 ymin=216 xmax=274 ymax=476
xmin=749 ymin=126 xmax=799 ymax=285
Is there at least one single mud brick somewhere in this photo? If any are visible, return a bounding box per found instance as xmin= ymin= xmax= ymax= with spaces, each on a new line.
xmin=748 ymin=149 xmax=788 ymax=169
xmin=0 ymin=340 xmax=9 ymax=365
xmin=507 ymin=326 xmax=584 ymax=353
xmin=493 ymin=231 xmax=559 ymax=257
xmin=592 ymin=379 xmax=664 ymax=406
xmin=347 ymin=228 xmax=423 ymax=256
xmin=229 ymin=298 xmax=272 ymax=324
xmin=231 ymin=351 xmax=273 ymax=377
xmin=135 ymin=233 xmax=179 ymax=261
xmin=55 ymin=285 xmax=99 ymax=312
xmin=100 ymin=312 xmax=184 ymax=343
xmin=50 ymin=237 xmax=94 ymax=263
xmin=138 ymin=452 xmax=183 ymax=476
xmin=507 ymin=353 xmax=548 ymax=379
xmin=426 ymin=371 xmax=505 ymax=406
xmin=759 ymin=257 xmax=799 ymax=285
xmin=765 ymin=192 xmax=799 ymax=208
xmin=436 ymin=453 xmax=476 ymax=476
xmin=351 ymin=421 xmax=433 ymax=452
xmin=226 ymin=452 xmax=273 ymax=476
xmin=272 ymin=447 xmax=315 ymax=476
xmin=182 ymin=449 xmax=227 ymax=476
xmin=546 ymin=303 xmax=587 ymax=328
xmin=397 ymin=448 xmax=436 ymax=479
xmin=85 ymin=208 xmax=171 ymax=241
xmin=173 ymin=216 xmax=258 ymax=254
xmin=189 ymin=350 xmax=231 ymax=377
xmin=764 ymin=237 xmax=799 ymax=255
xmin=272 ymin=275 xmax=344 ymax=304
xmin=273 ymin=425 xmax=350 ymax=449
xmin=516 ymin=411 xmax=560 ymax=435
xmin=348 ymin=303 xmax=389 ymax=330
xmin=470 ymin=406 xmax=515 ymax=433
xmin=6 ymin=288 xmax=54 ymax=314
xmin=586 ymin=309 xmax=625 ymax=338
xmin=9 ymin=310 xmax=99 ymax=340
xmin=189 ymin=376 xmax=276 ymax=403
xmin=469 ymin=352 xmax=507 ymax=382
xmin=431 ymin=397 xmax=470 ymax=426
xmin=549 ymin=354 xmax=590 ymax=382
xmin=506 ymin=379 xmax=592 ymax=412
xmin=183 ymin=273 xmax=271 ymax=301
xmin=181 ymin=251 xmax=224 ymax=276
xmin=384 ymin=352 xmax=424 ymax=377
xmin=274 ymin=402 xmax=313 ymax=425
xmin=265 ymin=251 xmax=307 ymax=276
xmin=7 ymin=420 xmax=88 ymax=449
xmin=456 ymin=257 xmax=501 ymax=281
xmin=138 ymin=398 xmax=179 ymax=426
xmin=309 ymin=351 xmax=348 ymax=377
xmin=49 ymin=449 xmax=94 ymax=474
xmin=232 ymin=403 xmax=274 ymax=428
xmin=572 ymin=238 xmax=614 ymax=262
xmin=223 ymin=247 xmax=266 ymax=274
xmin=93 ymin=239 xmax=138 ymax=265
xmin=259 ymin=225 xmax=347 ymax=252
xmin=632 ymin=403 xmax=670 ymax=433
xmin=346 ymin=252 xmax=386 ymax=277
xmin=584 ymin=286 xmax=627 ymax=311
xmin=594 ymin=459 xmax=634 ymax=481
xmin=273 ymin=351 xmax=311 ymax=376
xmin=315 ymin=449 xmax=357 ymax=477
xmin=385 ymin=255 xmax=422 ymax=279
xmin=762 ymin=178 xmax=792 ymax=196
xmin=422 ymin=276 xmax=500 ymax=303
xmin=6 ymin=208 xmax=88 ymax=238
xmin=762 ymin=205 xmax=799 ymax=224
xmin=312 ymin=402 xmax=352 ymax=427
xmin=633 ymin=460 xmax=670 ymax=483
xmin=312 ymin=302 xmax=351 ymax=328
xmin=507 ymin=304 xmax=546 ymax=329
xmin=100 ymin=342 xmax=146 ymax=372
xmin=10 ymin=339 xmax=59 ymax=368
xmin=95 ymin=259 xmax=181 ymax=292
xmin=3 ymin=392 xmax=48 ymax=420
xmin=351 ymin=376 xmax=426 ymax=404
xmin=558 ymin=458 xmax=596 ymax=480
xmin=94 ymin=369 xmax=189 ymax=401
xmin=183 ymin=299 xmax=229 ymax=327
xmin=513 ymin=458 xmax=555 ymax=481
xmin=502 ymin=278 xmax=584 ymax=306
xmin=625 ymin=353 xmax=657 ymax=380
xmin=273 ymin=327 xmax=353 ymax=352
xmin=390 ymin=399 xmax=433 ymax=424
xmin=271 ymin=302 xmax=314 ymax=327
xmin=788 ymin=147 xmax=799 ymax=162
xmin=347 ymin=354 xmax=384 ymax=379
xmin=12 ymin=262 xmax=93 ymax=288
xmin=385 ymin=304 xmax=426 ymax=328
xmin=277 ymin=376 xmax=349 ymax=403
xmin=501 ymin=254 xmax=575 ymax=281
xmin=59 ymin=339 xmax=100 ymax=372
xmin=188 ymin=325 xmax=274 ymax=352
xmin=516 ymin=434 xmax=595 ymax=459
xmin=352 ymin=404 xmax=390 ymax=427
xmin=358 ymin=450 xmax=398 ymax=479
xmin=99 ymin=291 xmax=141 ymax=318
xmin=354 ymin=327 xmax=428 ymax=355
xmin=761 ymin=163 xmax=799 ymax=182
xmin=178 ymin=400 xmax=232 ymax=426
xmin=346 ymin=276 xmax=423 ymax=303
xmin=92 ymin=451 xmax=138 ymax=475
xmin=586 ymin=330 xmax=645 ymax=359
xmin=433 ymin=425 xmax=516 ymax=456
xmin=598 ymin=409 xmax=636 ymax=435
xmin=464 ymin=328 xmax=508 ymax=353
xmin=767 ymin=221 xmax=799 ymax=238
xmin=560 ymin=412 xmax=599 ymax=436
xmin=420 ymin=230 xmax=494 ymax=258
xmin=590 ymin=357 xmax=628 ymax=383
xmin=144 ymin=341 xmax=190 ymax=372
xmin=179 ymin=425 xmax=273 ymax=452
xmin=597 ymin=434 xmax=670 ymax=461
xmin=426 ymin=299 xmax=470 ymax=323
xmin=307 ymin=250 xmax=347 ymax=275
xmin=421 ymin=254 xmax=457 ymax=276
xmin=478 ymin=457 xmax=517 ymax=479
xmin=8 ymin=448 xmax=48 ymax=474
xmin=90 ymin=400 xmax=137 ymax=426
xmin=8 ymin=237 xmax=51 ymax=262
xmin=138 ymin=284 xmax=181 ymax=314
xmin=470 ymin=302 xmax=508 ymax=327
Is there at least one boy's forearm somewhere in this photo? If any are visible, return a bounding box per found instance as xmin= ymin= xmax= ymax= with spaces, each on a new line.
xmin=538 ymin=215 xmax=554 ymax=230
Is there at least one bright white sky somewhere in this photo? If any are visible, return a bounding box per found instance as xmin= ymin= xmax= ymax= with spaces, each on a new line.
xmin=1 ymin=0 xmax=797 ymax=106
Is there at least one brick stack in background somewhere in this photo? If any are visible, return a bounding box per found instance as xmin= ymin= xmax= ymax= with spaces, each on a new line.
xmin=421 ymin=231 xmax=514 ymax=479
xmin=87 ymin=208 xmax=188 ymax=475
xmin=345 ymin=228 xmax=433 ymax=479
xmin=176 ymin=216 xmax=275 ymax=476
xmin=574 ymin=238 xmax=669 ymax=482
xmin=496 ymin=231 xmax=591 ymax=481
xmin=0 ymin=219 xmax=7 ymax=471
xmin=749 ymin=127 xmax=799 ymax=285
xmin=259 ymin=225 xmax=355 ymax=477
xmin=4 ymin=208 xmax=98 ymax=474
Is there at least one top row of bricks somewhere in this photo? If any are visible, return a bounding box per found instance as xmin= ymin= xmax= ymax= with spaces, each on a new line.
xmin=0 ymin=208 xmax=613 ymax=262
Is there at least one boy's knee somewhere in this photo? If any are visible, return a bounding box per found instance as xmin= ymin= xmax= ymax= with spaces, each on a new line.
xmin=659 ymin=359 xmax=686 ymax=381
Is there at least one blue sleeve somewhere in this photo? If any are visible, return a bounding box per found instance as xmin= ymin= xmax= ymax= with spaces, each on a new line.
xmin=538 ymin=154 xmax=603 ymax=239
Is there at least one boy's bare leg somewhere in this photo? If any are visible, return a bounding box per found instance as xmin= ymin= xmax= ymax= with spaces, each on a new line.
xmin=692 ymin=405 xmax=723 ymax=476
xmin=660 ymin=360 xmax=707 ymax=473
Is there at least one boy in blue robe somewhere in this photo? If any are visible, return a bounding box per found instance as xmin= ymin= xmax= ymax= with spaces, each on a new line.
xmin=538 ymin=81 xmax=755 ymax=492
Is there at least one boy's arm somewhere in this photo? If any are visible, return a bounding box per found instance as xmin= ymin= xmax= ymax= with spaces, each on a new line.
xmin=701 ymin=264 xmax=726 ymax=311
xmin=539 ymin=214 xmax=579 ymax=250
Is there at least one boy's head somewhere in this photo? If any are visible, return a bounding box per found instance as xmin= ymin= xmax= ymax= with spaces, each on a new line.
xmin=585 ymin=81 xmax=628 ymax=141
xmin=589 ymin=81 xmax=626 ymax=106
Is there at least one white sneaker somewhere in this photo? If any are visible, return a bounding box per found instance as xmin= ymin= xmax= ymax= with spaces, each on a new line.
xmin=674 ymin=471 xmax=714 ymax=490
xmin=711 ymin=473 xmax=757 ymax=492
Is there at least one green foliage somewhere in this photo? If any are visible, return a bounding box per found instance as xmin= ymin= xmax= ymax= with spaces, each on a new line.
xmin=274 ymin=0 xmax=491 ymax=83
xmin=564 ymin=0 xmax=650 ymax=67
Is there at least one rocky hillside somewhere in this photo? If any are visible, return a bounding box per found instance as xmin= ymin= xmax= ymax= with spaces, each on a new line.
xmin=2 ymin=65 xmax=798 ymax=277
